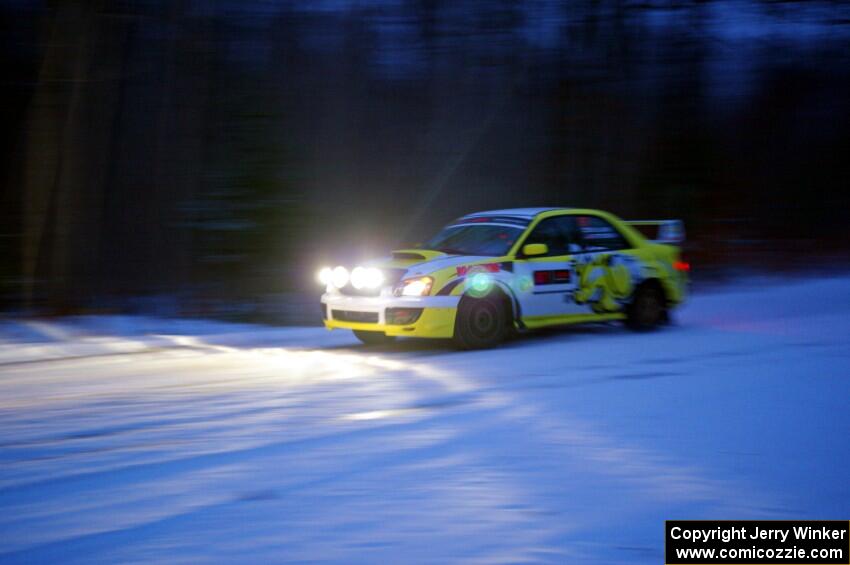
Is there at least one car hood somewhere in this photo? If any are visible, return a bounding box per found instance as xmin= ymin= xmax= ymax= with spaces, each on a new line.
xmin=371 ymin=249 xmax=494 ymax=278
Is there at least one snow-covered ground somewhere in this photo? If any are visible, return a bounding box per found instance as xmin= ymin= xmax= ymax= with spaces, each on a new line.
xmin=1 ymin=276 xmax=848 ymax=564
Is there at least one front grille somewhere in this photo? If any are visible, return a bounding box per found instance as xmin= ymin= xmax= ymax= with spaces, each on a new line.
xmin=332 ymin=310 xmax=379 ymax=323
xmin=339 ymin=286 xmax=381 ymax=297
xmin=339 ymin=268 xmax=407 ymax=297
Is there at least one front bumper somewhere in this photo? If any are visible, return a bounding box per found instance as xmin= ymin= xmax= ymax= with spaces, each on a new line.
xmin=321 ymin=292 xmax=459 ymax=338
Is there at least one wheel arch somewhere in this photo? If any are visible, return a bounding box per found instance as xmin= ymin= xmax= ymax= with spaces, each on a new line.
xmin=628 ymin=277 xmax=669 ymax=328
xmin=456 ymin=280 xmax=518 ymax=326
xmin=637 ymin=276 xmax=669 ymax=306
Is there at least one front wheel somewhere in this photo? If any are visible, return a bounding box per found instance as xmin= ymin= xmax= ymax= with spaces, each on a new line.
xmin=452 ymin=295 xmax=509 ymax=350
xmin=353 ymin=330 xmax=396 ymax=346
xmin=626 ymin=282 xmax=666 ymax=331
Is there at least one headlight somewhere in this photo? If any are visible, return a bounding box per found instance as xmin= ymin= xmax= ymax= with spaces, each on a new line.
xmin=396 ymin=276 xmax=433 ymax=297
xmin=331 ymin=266 xmax=349 ymax=288
xmin=317 ymin=267 xmax=333 ymax=285
xmin=351 ymin=266 xmax=384 ymax=289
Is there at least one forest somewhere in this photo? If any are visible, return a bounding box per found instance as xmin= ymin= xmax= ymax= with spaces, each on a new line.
xmin=2 ymin=1 xmax=848 ymax=321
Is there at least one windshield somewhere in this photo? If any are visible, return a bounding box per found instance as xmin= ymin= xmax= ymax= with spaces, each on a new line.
xmin=421 ymin=224 xmax=523 ymax=256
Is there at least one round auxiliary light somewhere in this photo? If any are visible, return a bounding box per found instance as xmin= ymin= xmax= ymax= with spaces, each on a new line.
xmin=331 ymin=266 xmax=349 ymax=288
xmin=363 ymin=267 xmax=384 ymax=289
xmin=351 ymin=266 xmax=384 ymax=289
xmin=350 ymin=266 xmax=367 ymax=289
xmin=318 ymin=267 xmax=333 ymax=286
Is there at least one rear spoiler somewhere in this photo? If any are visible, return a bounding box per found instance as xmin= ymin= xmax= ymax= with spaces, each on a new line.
xmin=625 ymin=219 xmax=685 ymax=244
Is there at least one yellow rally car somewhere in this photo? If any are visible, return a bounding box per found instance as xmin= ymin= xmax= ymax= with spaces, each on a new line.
xmin=319 ymin=208 xmax=688 ymax=349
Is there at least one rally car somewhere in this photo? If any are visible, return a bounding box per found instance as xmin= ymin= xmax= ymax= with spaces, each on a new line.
xmin=318 ymin=207 xmax=688 ymax=349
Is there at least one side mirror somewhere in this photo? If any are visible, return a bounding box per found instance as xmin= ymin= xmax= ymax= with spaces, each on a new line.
xmin=522 ymin=243 xmax=548 ymax=257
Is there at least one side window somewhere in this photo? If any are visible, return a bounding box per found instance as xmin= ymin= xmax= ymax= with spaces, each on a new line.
xmin=575 ymin=216 xmax=629 ymax=251
xmin=522 ymin=216 xmax=578 ymax=256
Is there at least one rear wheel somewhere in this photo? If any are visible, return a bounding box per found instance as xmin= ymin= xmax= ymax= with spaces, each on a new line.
xmin=626 ymin=282 xmax=666 ymax=331
xmin=353 ymin=330 xmax=396 ymax=345
xmin=452 ymin=294 xmax=510 ymax=350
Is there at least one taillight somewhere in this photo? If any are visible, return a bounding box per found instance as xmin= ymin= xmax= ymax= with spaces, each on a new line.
xmin=673 ymin=260 xmax=690 ymax=272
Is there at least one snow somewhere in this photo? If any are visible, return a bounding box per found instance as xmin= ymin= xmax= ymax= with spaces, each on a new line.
xmin=1 ymin=276 xmax=849 ymax=563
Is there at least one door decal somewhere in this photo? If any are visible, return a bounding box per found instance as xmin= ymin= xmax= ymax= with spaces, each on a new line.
xmin=573 ymin=253 xmax=643 ymax=313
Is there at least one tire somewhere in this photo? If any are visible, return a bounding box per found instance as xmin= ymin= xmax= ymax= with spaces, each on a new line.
xmin=626 ymin=282 xmax=666 ymax=331
xmin=452 ymin=294 xmax=510 ymax=350
xmin=353 ymin=330 xmax=396 ymax=345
